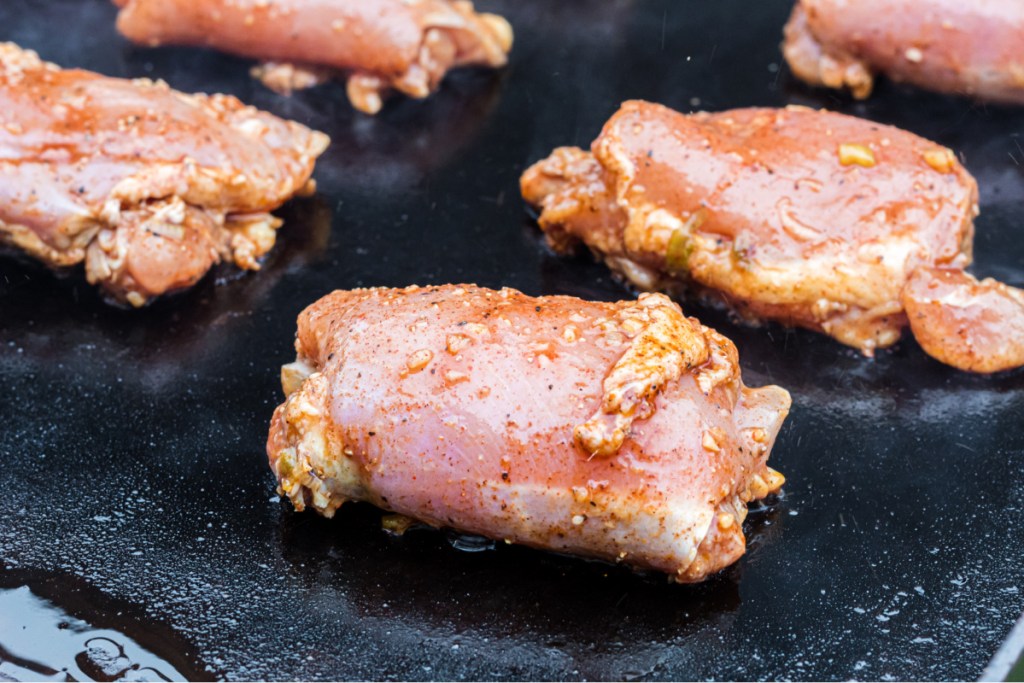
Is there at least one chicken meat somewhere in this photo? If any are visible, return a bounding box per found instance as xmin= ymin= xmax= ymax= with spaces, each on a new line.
xmin=112 ymin=0 xmax=513 ymax=115
xmin=267 ymin=284 xmax=791 ymax=583
xmin=783 ymin=0 xmax=1024 ymax=104
xmin=0 ymin=43 xmax=329 ymax=306
xmin=521 ymin=100 xmax=1024 ymax=373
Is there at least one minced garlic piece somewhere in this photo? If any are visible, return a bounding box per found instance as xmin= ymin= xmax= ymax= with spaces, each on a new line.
xmin=446 ymin=333 xmax=471 ymax=354
xmin=406 ymin=349 xmax=433 ymax=372
xmin=381 ymin=514 xmax=416 ymax=535
xmin=444 ymin=370 xmax=469 ymax=386
xmin=702 ymin=430 xmax=721 ymax=452
xmin=838 ymin=143 xmax=876 ymax=168
xmin=923 ymin=147 xmax=956 ymax=174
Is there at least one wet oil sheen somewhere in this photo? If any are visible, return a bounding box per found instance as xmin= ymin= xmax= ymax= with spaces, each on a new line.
xmin=445 ymin=531 xmax=497 ymax=553
xmin=0 ymin=584 xmax=198 ymax=681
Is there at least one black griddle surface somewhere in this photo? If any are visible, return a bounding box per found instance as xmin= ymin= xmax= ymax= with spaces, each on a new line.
xmin=1 ymin=1 xmax=1024 ymax=680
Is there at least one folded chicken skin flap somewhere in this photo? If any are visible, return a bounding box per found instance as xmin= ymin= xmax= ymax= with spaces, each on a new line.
xmin=0 ymin=43 xmax=329 ymax=306
xmin=783 ymin=0 xmax=1024 ymax=104
xmin=522 ymin=100 xmax=1024 ymax=373
xmin=113 ymin=0 xmax=513 ymax=114
xmin=902 ymin=268 xmax=1024 ymax=374
xmin=267 ymin=285 xmax=791 ymax=582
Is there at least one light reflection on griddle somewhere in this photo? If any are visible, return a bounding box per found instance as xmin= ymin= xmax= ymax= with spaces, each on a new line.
xmin=0 ymin=571 xmax=212 ymax=681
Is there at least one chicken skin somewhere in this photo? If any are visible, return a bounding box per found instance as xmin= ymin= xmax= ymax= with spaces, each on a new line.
xmin=521 ymin=101 xmax=1024 ymax=373
xmin=112 ymin=0 xmax=513 ymax=115
xmin=0 ymin=43 xmax=329 ymax=306
xmin=783 ymin=0 xmax=1024 ymax=104
xmin=267 ymin=285 xmax=791 ymax=582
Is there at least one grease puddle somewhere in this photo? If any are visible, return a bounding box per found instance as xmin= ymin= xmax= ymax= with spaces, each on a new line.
xmin=0 ymin=574 xmax=213 ymax=682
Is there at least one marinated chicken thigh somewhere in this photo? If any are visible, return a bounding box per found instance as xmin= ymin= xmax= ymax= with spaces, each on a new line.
xmin=783 ymin=0 xmax=1024 ymax=104
xmin=521 ymin=101 xmax=1020 ymax=373
xmin=267 ymin=285 xmax=791 ymax=582
xmin=0 ymin=43 xmax=328 ymax=306
xmin=113 ymin=0 xmax=513 ymax=115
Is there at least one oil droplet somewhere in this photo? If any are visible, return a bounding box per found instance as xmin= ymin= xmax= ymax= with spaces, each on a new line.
xmin=445 ymin=532 xmax=496 ymax=553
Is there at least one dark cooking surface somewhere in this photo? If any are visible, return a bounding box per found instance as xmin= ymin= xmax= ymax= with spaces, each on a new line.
xmin=1 ymin=0 xmax=1024 ymax=680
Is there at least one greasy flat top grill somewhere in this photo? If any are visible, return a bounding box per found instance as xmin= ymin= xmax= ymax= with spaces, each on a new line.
xmin=1 ymin=0 xmax=1023 ymax=679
